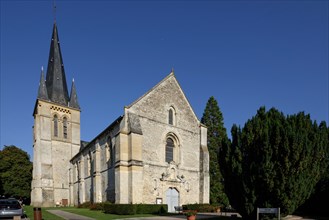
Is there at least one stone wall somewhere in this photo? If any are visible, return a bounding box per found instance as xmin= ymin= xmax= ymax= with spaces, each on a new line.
xmin=127 ymin=73 xmax=209 ymax=205
xmin=69 ymin=73 xmax=209 ymax=206
xmin=31 ymin=99 xmax=80 ymax=207
xmin=70 ymin=121 xmax=120 ymax=205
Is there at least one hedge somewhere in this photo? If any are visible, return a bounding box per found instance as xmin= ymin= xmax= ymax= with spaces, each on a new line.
xmin=77 ymin=202 xmax=109 ymax=211
xmin=89 ymin=202 xmax=110 ymax=210
xmin=104 ymin=204 xmax=168 ymax=215
xmin=77 ymin=201 xmax=92 ymax=208
xmin=136 ymin=204 xmax=168 ymax=214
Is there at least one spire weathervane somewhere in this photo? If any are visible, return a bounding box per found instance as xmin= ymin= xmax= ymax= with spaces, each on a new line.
xmin=53 ymin=0 xmax=57 ymax=22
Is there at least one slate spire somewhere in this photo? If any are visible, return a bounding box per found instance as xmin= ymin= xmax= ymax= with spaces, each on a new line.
xmin=37 ymin=66 xmax=49 ymax=100
xmin=45 ymin=22 xmax=69 ymax=106
xmin=69 ymin=79 xmax=80 ymax=109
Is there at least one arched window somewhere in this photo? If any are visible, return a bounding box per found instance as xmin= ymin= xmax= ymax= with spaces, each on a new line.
xmin=168 ymin=107 xmax=176 ymax=125
xmin=111 ymin=146 xmax=115 ymax=167
xmin=53 ymin=115 xmax=58 ymax=137
xmin=169 ymin=109 xmax=173 ymax=125
xmin=77 ymin=161 xmax=80 ymax=181
xmin=105 ymin=144 xmax=110 ymax=162
xmin=105 ymin=141 xmax=113 ymax=167
xmin=165 ymin=133 xmax=180 ymax=164
xmin=166 ymin=138 xmax=174 ymax=163
xmin=63 ymin=117 xmax=68 ymax=139
xmin=87 ymin=154 xmax=91 ymax=176
xmin=75 ymin=163 xmax=79 ymax=181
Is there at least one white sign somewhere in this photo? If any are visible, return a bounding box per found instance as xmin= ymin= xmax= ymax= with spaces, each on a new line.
xmin=258 ymin=208 xmax=278 ymax=214
xmin=156 ymin=198 xmax=162 ymax=204
xmin=257 ymin=207 xmax=280 ymax=220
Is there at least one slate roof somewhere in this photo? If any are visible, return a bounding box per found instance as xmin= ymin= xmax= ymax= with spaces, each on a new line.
xmin=45 ymin=22 xmax=70 ymax=106
xmin=36 ymin=22 xmax=80 ymax=110
xmin=37 ymin=67 xmax=49 ymax=101
xmin=69 ymin=79 xmax=80 ymax=109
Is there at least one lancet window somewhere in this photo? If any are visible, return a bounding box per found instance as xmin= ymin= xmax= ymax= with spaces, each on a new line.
xmin=53 ymin=115 xmax=58 ymax=137
xmin=168 ymin=106 xmax=176 ymax=125
xmin=166 ymin=138 xmax=174 ymax=163
xmin=63 ymin=117 xmax=68 ymax=139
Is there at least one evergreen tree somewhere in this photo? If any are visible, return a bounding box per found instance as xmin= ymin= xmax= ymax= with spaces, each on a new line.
xmin=0 ymin=145 xmax=32 ymax=198
xmin=296 ymin=121 xmax=329 ymax=216
xmin=201 ymin=96 xmax=229 ymax=206
xmin=222 ymin=107 xmax=329 ymax=219
xmin=221 ymin=124 xmax=243 ymax=211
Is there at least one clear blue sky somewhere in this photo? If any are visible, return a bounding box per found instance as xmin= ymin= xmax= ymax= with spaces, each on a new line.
xmin=1 ymin=1 xmax=328 ymax=160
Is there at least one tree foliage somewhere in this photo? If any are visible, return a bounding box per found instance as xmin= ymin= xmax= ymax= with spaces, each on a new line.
xmin=0 ymin=145 xmax=32 ymax=198
xmin=296 ymin=124 xmax=329 ymax=216
xmin=201 ymin=96 xmax=229 ymax=206
xmin=222 ymin=107 xmax=329 ymax=219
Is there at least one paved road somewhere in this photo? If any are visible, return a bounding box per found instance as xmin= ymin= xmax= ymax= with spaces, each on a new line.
xmin=47 ymin=210 xmax=95 ymax=220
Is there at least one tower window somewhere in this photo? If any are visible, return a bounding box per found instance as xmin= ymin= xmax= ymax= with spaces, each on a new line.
xmin=54 ymin=115 xmax=58 ymax=137
xmin=63 ymin=117 xmax=68 ymax=139
xmin=166 ymin=138 xmax=174 ymax=163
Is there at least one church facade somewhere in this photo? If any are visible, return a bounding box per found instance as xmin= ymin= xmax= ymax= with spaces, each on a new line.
xmin=31 ymin=22 xmax=209 ymax=210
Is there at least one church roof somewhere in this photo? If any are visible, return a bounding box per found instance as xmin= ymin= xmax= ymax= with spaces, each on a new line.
xmin=71 ymin=116 xmax=123 ymax=161
xmin=69 ymin=79 xmax=80 ymax=109
xmin=37 ymin=67 xmax=49 ymax=101
xmin=45 ymin=22 xmax=70 ymax=106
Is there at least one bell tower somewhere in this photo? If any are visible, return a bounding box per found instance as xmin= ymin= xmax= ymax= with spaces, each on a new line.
xmin=31 ymin=22 xmax=81 ymax=207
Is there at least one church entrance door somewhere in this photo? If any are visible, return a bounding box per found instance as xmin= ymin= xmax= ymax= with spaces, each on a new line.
xmin=166 ymin=188 xmax=179 ymax=212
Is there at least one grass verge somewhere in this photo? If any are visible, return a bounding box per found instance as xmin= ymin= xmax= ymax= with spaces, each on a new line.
xmin=23 ymin=206 xmax=64 ymax=220
xmin=62 ymin=207 xmax=157 ymax=219
xmin=23 ymin=206 xmax=158 ymax=220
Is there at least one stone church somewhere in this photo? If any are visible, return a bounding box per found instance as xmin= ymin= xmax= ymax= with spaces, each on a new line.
xmin=31 ymin=22 xmax=209 ymax=211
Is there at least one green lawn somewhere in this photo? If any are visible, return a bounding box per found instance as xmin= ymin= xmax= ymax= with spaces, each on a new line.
xmin=23 ymin=206 xmax=158 ymax=220
xmin=60 ymin=207 xmax=155 ymax=220
xmin=23 ymin=206 xmax=64 ymax=220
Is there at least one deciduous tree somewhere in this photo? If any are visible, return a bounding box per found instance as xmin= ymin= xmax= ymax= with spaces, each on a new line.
xmin=0 ymin=145 xmax=32 ymax=199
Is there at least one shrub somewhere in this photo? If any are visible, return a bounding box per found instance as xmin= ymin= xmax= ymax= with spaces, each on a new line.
xmin=78 ymin=201 xmax=110 ymax=211
xmin=184 ymin=210 xmax=198 ymax=217
xmin=104 ymin=204 xmax=137 ymax=215
xmin=77 ymin=201 xmax=91 ymax=208
xmin=136 ymin=204 xmax=168 ymax=214
xmin=104 ymin=204 xmax=168 ymax=215
xmin=90 ymin=202 xmax=109 ymax=211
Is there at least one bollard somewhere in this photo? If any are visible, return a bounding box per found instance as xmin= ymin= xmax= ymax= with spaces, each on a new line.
xmin=33 ymin=207 xmax=42 ymax=220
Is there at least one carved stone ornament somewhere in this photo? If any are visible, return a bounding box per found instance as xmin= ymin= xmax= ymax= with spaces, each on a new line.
xmin=160 ymin=161 xmax=185 ymax=183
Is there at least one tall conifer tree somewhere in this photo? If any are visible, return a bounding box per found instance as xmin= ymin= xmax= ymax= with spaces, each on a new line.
xmin=201 ymin=96 xmax=229 ymax=206
xmin=222 ymin=107 xmax=329 ymax=219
